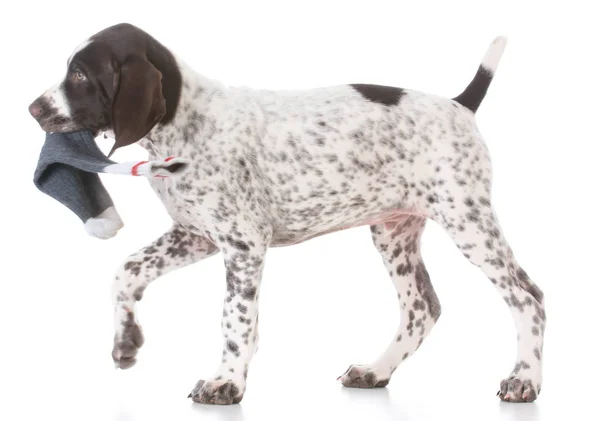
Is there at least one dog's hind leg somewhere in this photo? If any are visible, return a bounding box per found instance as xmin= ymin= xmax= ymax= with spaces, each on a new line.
xmin=423 ymin=124 xmax=546 ymax=402
xmin=339 ymin=215 xmax=441 ymax=388
xmin=111 ymin=224 xmax=219 ymax=369
xmin=432 ymin=196 xmax=545 ymax=402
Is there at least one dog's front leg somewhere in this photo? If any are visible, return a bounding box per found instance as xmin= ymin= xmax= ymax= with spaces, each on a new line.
xmin=112 ymin=224 xmax=219 ymax=369
xmin=189 ymin=224 xmax=270 ymax=405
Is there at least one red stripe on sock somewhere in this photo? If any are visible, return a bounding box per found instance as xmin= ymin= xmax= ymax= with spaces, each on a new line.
xmin=132 ymin=161 xmax=148 ymax=176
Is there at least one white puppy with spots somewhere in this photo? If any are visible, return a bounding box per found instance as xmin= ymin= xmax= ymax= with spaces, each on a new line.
xmin=29 ymin=24 xmax=545 ymax=404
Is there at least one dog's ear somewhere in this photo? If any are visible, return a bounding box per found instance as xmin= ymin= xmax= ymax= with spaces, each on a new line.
xmin=109 ymin=55 xmax=166 ymax=155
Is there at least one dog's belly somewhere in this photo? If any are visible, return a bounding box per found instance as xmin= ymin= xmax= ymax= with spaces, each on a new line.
xmin=270 ymin=209 xmax=421 ymax=247
xmin=150 ymin=170 xmax=422 ymax=247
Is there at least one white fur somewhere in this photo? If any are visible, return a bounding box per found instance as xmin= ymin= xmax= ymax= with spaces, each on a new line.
xmin=43 ymin=82 xmax=71 ymax=118
xmin=481 ymin=36 xmax=508 ymax=73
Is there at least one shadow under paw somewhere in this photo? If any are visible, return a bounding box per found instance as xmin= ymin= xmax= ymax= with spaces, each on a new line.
xmin=188 ymin=379 xmax=244 ymax=405
xmin=339 ymin=365 xmax=390 ymax=388
xmin=112 ymin=313 xmax=144 ymax=369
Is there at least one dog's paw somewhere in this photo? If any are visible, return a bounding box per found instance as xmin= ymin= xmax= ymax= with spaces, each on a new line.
xmin=112 ymin=312 xmax=144 ymax=369
xmin=338 ymin=365 xmax=390 ymax=388
xmin=188 ymin=377 xmax=244 ymax=405
xmin=498 ymin=377 xmax=539 ymax=402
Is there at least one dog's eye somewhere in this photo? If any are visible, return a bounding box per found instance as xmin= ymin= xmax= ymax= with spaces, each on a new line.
xmin=72 ymin=69 xmax=86 ymax=82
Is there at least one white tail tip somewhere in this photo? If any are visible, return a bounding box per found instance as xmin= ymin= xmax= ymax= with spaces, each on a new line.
xmin=481 ymin=36 xmax=508 ymax=73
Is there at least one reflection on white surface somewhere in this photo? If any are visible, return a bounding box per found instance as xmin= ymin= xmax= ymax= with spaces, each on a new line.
xmin=340 ymin=388 xmax=413 ymax=421
xmin=191 ymin=403 xmax=246 ymax=421
xmin=498 ymin=401 xmax=541 ymax=421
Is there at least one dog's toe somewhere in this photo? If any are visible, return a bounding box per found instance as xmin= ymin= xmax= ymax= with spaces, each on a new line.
xmin=338 ymin=365 xmax=390 ymax=388
xmin=498 ymin=378 xmax=538 ymax=403
xmin=189 ymin=377 xmax=244 ymax=405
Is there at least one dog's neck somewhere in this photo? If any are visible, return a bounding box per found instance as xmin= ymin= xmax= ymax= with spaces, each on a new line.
xmin=142 ymin=56 xmax=226 ymax=156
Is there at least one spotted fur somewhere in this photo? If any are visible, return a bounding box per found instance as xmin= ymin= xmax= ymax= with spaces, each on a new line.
xmin=30 ymin=24 xmax=544 ymax=404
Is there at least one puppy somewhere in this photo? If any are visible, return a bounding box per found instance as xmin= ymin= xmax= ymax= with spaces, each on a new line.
xmin=29 ymin=23 xmax=545 ymax=404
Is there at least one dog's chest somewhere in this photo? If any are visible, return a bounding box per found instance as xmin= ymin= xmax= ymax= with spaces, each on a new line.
xmin=148 ymin=172 xmax=212 ymax=233
xmin=145 ymin=139 xmax=217 ymax=233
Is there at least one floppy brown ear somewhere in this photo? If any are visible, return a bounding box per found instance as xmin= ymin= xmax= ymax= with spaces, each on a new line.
xmin=109 ymin=55 xmax=166 ymax=155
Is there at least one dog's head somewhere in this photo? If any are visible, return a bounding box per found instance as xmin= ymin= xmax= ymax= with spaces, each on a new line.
xmin=29 ymin=23 xmax=181 ymax=153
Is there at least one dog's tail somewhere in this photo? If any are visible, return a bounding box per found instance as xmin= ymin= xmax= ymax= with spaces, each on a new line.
xmin=452 ymin=36 xmax=507 ymax=113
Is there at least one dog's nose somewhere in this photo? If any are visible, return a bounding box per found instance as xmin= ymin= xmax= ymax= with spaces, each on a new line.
xmin=29 ymin=101 xmax=42 ymax=118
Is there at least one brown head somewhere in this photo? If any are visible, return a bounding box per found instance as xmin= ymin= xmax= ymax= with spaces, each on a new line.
xmin=28 ymin=23 xmax=182 ymax=154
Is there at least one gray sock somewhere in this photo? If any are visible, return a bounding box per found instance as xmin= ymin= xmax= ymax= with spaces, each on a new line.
xmin=33 ymin=130 xmax=189 ymax=239
xmin=34 ymin=130 xmax=118 ymax=224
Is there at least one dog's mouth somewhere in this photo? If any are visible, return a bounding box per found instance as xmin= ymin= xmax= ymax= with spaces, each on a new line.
xmin=32 ymin=111 xmax=83 ymax=133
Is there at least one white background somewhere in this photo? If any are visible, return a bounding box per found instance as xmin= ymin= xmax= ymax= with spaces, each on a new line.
xmin=1 ymin=1 xmax=598 ymax=420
